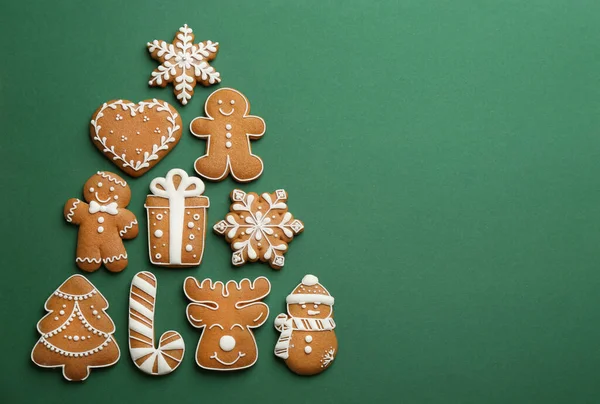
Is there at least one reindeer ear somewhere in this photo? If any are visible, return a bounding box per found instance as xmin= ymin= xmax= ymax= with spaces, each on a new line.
xmin=186 ymin=303 xmax=218 ymax=328
xmin=239 ymin=302 xmax=269 ymax=328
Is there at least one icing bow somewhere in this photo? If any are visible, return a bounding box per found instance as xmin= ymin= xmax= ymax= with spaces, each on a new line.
xmin=89 ymin=201 xmax=119 ymax=215
xmin=149 ymin=169 xmax=205 ymax=199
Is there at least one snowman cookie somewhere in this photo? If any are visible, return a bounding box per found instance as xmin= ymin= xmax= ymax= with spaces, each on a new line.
xmin=274 ymin=275 xmax=337 ymax=376
xmin=190 ymin=88 xmax=266 ymax=182
xmin=64 ymin=171 xmax=139 ymax=272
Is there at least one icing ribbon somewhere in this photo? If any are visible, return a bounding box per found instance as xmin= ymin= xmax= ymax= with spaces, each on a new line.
xmin=149 ymin=169 xmax=205 ymax=265
xmin=89 ymin=201 xmax=119 ymax=215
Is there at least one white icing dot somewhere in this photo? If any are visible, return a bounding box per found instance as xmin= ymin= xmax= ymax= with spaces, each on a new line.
xmin=225 ymin=141 xmax=232 ymax=148
xmin=54 ymin=317 xmax=59 ymax=321
xmin=68 ymin=336 xmax=72 ymax=340
xmin=62 ymin=304 xmax=66 ymax=308
xmin=156 ymin=214 xmax=163 ymax=220
xmin=301 ymin=304 xmax=306 ymax=309
xmin=193 ymin=254 xmax=197 ymax=258
xmin=81 ymin=336 xmax=86 ymax=340
xmin=97 ymin=216 xmax=104 ymax=223
xmin=218 ymin=99 xmax=223 ymax=105
xmin=97 ymin=182 xmax=103 ymax=187
xmin=97 ymin=226 xmax=104 ymax=233
xmin=114 ymin=195 xmax=118 ymax=200
xmin=90 ymin=305 xmax=94 ymax=308
xmin=73 ymin=336 xmax=80 ymax=341
xmin=110 ymin=186 xmax=115 ymax=192
xmin=305 ymin=335 xmax=313 ymax=343
xmin=59 ymin=310 xmax=65 ymax=315
xmin=225 ymin=124 xmax=232 ymax=130
xmin=226 ymin=132 xmax=232 ymax=138
xmin=230 ymin=100 xmax=235 ymax=105
xmin=189 ymin=234 xmax=195 ymax=240
xmin=154 ymin=230 xmax=163 ymax=238
xmin=92 ymin=310 xmax=98 ymax=315
xmin=188 ymin=222 xmax=194 ymax=228
xmin=155 ymin=253 xmax=162 ymax=259
xmin=185 ymin=244 xmax=193 ymax=252
xmin=193 ymin=214 xmax=200 ymax=220
xmin=97 ymin=315 xmax=101 ymax=319
xmin=89 ymin=187 xmax=94 ymax=192
xmin=304 ymin=346 xmax=312 ymax=354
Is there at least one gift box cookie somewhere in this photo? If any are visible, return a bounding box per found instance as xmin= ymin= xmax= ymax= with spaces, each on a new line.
xmin=145 ymin=169 xmax=209 ymax=267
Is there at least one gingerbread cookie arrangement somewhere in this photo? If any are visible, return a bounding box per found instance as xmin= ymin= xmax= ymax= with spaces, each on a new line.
xmin=64 ymin=171 xmax=138 ymax=272
xmin=33 ymin=23 xmax=337 ymax=381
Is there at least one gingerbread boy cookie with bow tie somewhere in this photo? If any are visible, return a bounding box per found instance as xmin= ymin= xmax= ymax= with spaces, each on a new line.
xmin=64 ymin=171 xmax=139 ymax=272
xmin=190 ymin=88 xmax=266 ymax=182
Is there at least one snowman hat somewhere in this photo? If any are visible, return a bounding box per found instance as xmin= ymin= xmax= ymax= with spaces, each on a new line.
xmin=286 ymin=274 xmax=334 ymax=306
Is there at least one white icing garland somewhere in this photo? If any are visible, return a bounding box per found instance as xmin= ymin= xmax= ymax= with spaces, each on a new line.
xmin=97 ymin=171 xmax=127 ymax=187
xmin=91 ymin=100 xmax=180 ymax=171
xmin=120 ymin=220 xmax=138 ymax=237
xmin=66 ymin=199 xmax=80 ymax=223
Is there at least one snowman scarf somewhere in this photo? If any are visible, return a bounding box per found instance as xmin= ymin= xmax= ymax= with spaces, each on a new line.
xmin=274 ymin=314 xmax=336 ymax=359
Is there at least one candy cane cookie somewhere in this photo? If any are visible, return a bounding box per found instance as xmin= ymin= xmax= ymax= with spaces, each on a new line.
xmin=128 ymin=271 xmax=185 ymax=375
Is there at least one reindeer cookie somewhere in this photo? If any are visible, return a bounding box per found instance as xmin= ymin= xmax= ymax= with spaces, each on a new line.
xmin=274 ymin=275 xmax=337 ymax=376
xmin=184 ymin=276 xmax=271 ymax=371
xmin=64 ymin=171 xmax=139 ymax=272
xmin=190 ymin=88 xmax=266 ymax=182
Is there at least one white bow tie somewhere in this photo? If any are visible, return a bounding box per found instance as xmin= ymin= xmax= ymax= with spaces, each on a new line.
xmin=89 ymin=201 xmax=118 ymax=215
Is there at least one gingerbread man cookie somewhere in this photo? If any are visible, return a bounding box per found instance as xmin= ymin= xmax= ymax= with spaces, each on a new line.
xmin=190 ymin=88 xmax=266 ymax=182
xmin=64 ymin=171 xmax=139 ymax=272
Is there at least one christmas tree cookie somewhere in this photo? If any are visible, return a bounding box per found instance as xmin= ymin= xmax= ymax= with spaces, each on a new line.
xmin=31 ymin=275 xmax=120 ymax=381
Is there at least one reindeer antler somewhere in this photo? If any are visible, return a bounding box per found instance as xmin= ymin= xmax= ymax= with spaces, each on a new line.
xmin=183 ymin=277 xmax=226 ymax=309
xmin=225 ymin=277 xmax=271 ymax=308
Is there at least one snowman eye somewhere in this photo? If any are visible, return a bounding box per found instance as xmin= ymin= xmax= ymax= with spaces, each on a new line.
xmin=230 ymin=100 xmax=235 ymax=105
xmin=89 ymin=187 xmax=94 ymax=192
xmin=114 ymin=195 xmax=119 ymax=200
xmin=109 ymin=187 xmax=115 ymax=192
xmin=97 ymin=182 xmax=103 ymax=187
xmin=217 ymin=100 xmax=223 ymax=105
xmin=301 ymin=304 xmax=306 ymax=309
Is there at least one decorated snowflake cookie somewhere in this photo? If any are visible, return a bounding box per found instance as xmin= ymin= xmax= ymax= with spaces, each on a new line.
xmin=147 ymin=24 xmax=220 ymax=105
xmin=213 ymin=189 xmax=304 ymax=269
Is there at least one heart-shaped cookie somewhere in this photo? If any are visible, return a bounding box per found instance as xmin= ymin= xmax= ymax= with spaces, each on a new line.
xmin=90 ymin=99 xmax=182 ymax=177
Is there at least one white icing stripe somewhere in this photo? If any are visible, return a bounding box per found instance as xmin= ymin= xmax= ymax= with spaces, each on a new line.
xmin=97 ymin=171 xmax=127 ymax=187
xmin=160 ymin=338 xmax=185 ymax=351
xmin=120 ymin=220 xmax=138 ymax=237
xmin=132 ymin=276 xmax=156 ymax=298
xmin=130 ymin=298 xmax=154 ymax=319
xmin=156 ymin=352 xmax=172 ymax=375
xmin=103 ymin=253 xmax=127 ymax=263
xmin=286 ymin=293 xmax=334 ymax=305
xmin=129 ymin=318 xmax=154 ymax=339
xmin=66 ymin=199 xmax=80 ymax=223
xmin=130 ymin=347 xmax=155 ymax=360
xmin=139 ymin=352 xmax=156 ymax=373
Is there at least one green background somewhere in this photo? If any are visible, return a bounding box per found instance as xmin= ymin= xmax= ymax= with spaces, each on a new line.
xmin=1 ymin=0 xmax=600 ymax=403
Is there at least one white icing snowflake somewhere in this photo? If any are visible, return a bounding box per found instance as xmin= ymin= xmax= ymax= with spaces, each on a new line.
xmin=214 ymin=189 xmax=304 ymax=269
xmin=321 ymin=348 xmax=335 ymax=368
xmin=147 ymin=24 xmax=220 ymax=105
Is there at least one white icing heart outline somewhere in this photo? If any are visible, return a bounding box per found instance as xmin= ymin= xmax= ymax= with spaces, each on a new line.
xmin=91 ymin=99 xmax=181 ymax=173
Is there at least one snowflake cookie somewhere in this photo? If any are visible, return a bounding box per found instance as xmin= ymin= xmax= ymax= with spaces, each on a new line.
xmin=147 ymin=24 xmax=220 ymax=105
xmin=213 ymin=189 xmax=304 ymax=269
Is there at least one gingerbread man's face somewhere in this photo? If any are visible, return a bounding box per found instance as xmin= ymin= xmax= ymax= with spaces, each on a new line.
xmin=82 ymin=172 xmax=131 ymax=207
xmin=288 ymin=303 xmax=332 ymax=320
xmin=205 ymin=89 xmax=249 ymax=119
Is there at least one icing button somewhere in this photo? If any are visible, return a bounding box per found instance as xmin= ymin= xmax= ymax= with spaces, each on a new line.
xmin=305 ymin=335 xmax=313 ymax=343
xmin=225 ymin=124 xmax=232 ymax=130
xmin=304 ymin=346 xmax=312 ymax=354
xmin=225 ymin=141 xmax=232 ymax=148
xmin=226 ymin=132 xmax=232 ymax=139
